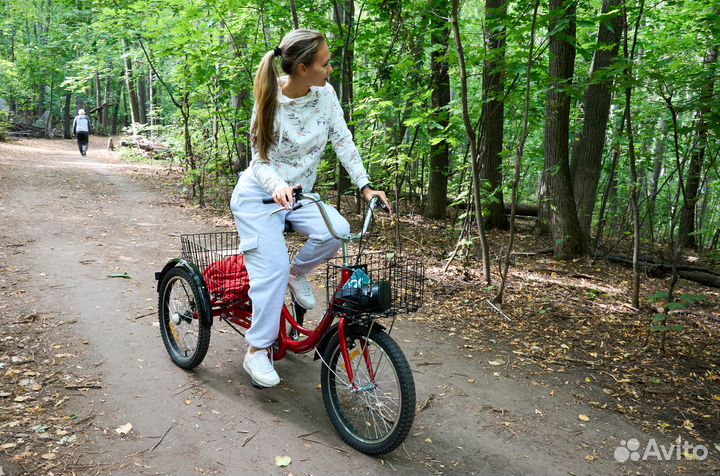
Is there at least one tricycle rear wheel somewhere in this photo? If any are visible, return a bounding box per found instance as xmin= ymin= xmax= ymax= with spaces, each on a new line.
xmin=158 ymin=267 xmax=211 ymax=369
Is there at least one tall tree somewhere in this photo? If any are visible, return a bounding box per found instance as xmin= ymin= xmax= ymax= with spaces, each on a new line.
xmin=122 ymin=38 xmax=140 ymax=137
xmin=426 ymin=0 xmax=451 ymax=219
xmin=479 ymin=0 xmax=509 ymax=230
xmin=451 ymin=0 xmax=491 ymax=284
xmin=333 ymin=0 xmax=354 ymax=208
xmin=543 ymin=0 xmax=584 ymax=258
xmin=680 ymin=46 xmax=718 ymax=249
xmin=570 ymin=0 xmax=623 ymax=242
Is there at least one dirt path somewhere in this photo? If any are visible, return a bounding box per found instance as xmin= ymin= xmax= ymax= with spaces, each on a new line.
xmin=0 ymin=138 xmax=709 ymax=476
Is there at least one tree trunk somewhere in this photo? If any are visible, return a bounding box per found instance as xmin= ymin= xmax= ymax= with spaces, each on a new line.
xmin=623 ymin=1 xmax=644 ymax=309
xmin=63 ymin=92 xmax=71 ymax=139
xmin=290 ymin=0 xmax=299 ymax=29
xmin=570 ymin=0 xmax=623 ymax=242
xmin=426 ymin=0 xmax=451 ymax=219
xmin=103 ymin=74 xmax=111 ymax=132
xmin=334 ymin=0 xmax=354 ymax=208
xmin=138 ymin=65 xmax=148 ymax=124
xmin=95 ymin=70 xmax=103 ymax=126
xmin=495 ymin=0 xmax=541 ymax=304
xmin=647 ymin=116 xmax=666 ymax=242
xmin=451 ymin=0 xmax=492 ymax=284
xmin=479 ymin=0 xmax=509 ymax=230
xmin=543 ymin=0 xmax=584 ymax=258
xmin=122 ymin=39 xmax=140 ymax=137
xmin=679 ymin=46 xmax=717 ymax=249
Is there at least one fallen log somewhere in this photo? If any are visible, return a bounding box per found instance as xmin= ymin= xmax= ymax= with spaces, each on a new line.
xmin=503 ymin=203 xmax=538 ymax=217
xmin=601 ymin=254 xmax=720 ymax=288
xmin=120 ymin=138 xmax=171 ymax=159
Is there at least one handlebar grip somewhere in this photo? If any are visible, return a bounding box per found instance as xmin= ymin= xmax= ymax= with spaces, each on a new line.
xmin=261 ymin=186 xmax=303 ymax=206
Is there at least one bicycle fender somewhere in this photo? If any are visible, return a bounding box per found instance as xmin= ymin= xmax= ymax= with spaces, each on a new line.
xmin=155 ymin=258 xmax=182 ymax=292
xmin=313 ymin=320 xmax=386 ymax=361
xmin=156 ymin=258 xmax=214 ymax=329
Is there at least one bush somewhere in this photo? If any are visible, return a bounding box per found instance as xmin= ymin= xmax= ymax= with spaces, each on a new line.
xmin=0 ymin=111 xmax=10 ymax=142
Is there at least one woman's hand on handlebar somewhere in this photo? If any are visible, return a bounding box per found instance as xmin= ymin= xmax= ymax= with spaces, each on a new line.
xmin=273 ymin=185 xmax=301 ymax=209
xmin=362 ymin=188 xmax=393 ymax=215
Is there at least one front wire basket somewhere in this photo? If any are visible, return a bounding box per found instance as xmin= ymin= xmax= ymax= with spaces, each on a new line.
xmin=326 ymin=252 xmax=425 ymax=317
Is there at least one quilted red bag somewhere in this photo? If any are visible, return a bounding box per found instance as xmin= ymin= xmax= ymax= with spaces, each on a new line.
xmin=202 ymin=255 xmax=250 ymax=303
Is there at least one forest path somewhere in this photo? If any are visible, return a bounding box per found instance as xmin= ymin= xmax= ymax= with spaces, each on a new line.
xmin=0 ymin=138 xmax=680 ymax=476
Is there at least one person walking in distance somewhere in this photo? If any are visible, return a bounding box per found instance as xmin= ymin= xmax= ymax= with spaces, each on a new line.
xmin=72 ymin=109 xmax=92 ymax=156
xmin=230 ymin=29 xmax=392 ymax=388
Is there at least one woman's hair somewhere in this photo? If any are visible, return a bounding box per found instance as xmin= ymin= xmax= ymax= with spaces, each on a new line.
xmin=252 ymin=29 xmax=326 ymax=162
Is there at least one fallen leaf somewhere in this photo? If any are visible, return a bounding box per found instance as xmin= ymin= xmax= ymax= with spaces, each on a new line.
xmin=107 ymin=273 xmax=131 ymax=279
xmin=185 ymin=399 xmax=192 ymax=405
xmin=14 ymin=395 xmax=30 ymax=402
xmin=424 ymin=437 xmax=433 ymax=443
xmin=0 ymin=392 xmax=11 ymax=398
xmin=115 ymin=423 xmax=132 ymax=435
xmin=41 ymin=453 xmax=57 ymax=460
xmin=0 ymin=443 xmax=17 ymax=450
xmin=488 ymin=359 xmax=505 ymax=366
xmin=579 ymin=414 xmax=590 ymax=422
xmin=584 ymin=454 xmax=595 ymax=462
xmin=275 ymin=455 xmax=292 ymax=467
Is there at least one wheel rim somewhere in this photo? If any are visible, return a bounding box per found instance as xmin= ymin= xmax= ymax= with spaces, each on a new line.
xmin=327 ymin=336 xmax=402 ymax=444
xmin=164 ymin=275 xmax=201 ymax=360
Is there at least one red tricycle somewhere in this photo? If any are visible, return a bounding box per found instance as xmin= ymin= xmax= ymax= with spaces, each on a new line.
xmin=155 ymin=194 xmax=425 ymax=455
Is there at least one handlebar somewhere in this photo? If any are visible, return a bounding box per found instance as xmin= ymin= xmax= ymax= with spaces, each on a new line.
xmin=262 ymin=186 xmax=387 ymax=242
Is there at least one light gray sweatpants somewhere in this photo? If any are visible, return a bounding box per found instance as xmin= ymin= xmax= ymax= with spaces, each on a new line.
xmin=230 ymin=172 xmax=350 ymax=349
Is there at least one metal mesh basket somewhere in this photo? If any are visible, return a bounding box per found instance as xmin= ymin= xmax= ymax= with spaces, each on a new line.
xmin=326 ymin=252 xmax=425 ymax=317
xmin=181 ymin=232 xmax=241 ymax=269
xmin=181 ymin=232 xmax=246 ymax=303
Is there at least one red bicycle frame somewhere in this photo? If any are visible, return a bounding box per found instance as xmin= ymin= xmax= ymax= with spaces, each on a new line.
xmin=213 ymin=267 xmax=356 ymax=361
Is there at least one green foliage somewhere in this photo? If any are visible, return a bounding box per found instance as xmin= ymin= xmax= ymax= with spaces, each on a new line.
xmin=648 ymin=292 xmax=705 ymax=335
xmin=0 ymin=0 xmax=716 ymax=244
xmin=0 ymin=111 xmax=9 ymax=141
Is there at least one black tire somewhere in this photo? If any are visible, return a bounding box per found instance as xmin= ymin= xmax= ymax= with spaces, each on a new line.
xmin=158 ymin=267 xmax=211 ymax=369
xmin=320 ymin=329 xmax=415 ymax=455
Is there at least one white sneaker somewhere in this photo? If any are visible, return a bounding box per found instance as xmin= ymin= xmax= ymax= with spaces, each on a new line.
xmin=288 ymin=274 xmax=316 ymax=309
xmin=243 ymin=348 xmax=280 ymax=388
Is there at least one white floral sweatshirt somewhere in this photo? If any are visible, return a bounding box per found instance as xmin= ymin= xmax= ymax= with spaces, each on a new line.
xmin=247 ymin=78 xmax=370 ymax=195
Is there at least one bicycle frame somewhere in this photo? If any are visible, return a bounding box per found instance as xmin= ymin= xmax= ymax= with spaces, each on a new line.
xmin=214 ymin=195 xmax=383 ymax=362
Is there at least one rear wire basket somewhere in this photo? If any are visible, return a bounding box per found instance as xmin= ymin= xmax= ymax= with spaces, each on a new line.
xmin=326 ymin=252 xmax=425 ymax=317
xmin=181 ymin=232 xmax=244 ymax=302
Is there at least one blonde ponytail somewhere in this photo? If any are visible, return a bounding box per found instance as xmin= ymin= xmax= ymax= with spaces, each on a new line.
xmin=252 ymin=50 xmax=280 ymax=162
xmin=251 ymin=29 xmax=326 ymax=162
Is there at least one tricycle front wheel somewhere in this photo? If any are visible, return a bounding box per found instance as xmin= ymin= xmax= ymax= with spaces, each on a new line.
xmin=320 ymin=329 xmax=415 ymax=455
xmin=158 ymin=267 xmax=211 ymax=369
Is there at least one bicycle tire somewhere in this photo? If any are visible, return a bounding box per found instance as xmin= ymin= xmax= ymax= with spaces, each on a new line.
xmin=320 ymin=329 xmax=415 ymax=455
xmin=158 ymin=267 xmax=211 ymax=369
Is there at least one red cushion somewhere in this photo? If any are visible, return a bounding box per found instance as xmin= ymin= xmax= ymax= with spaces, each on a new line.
xmin=202 ymin=255 xmax=250 ymax=304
